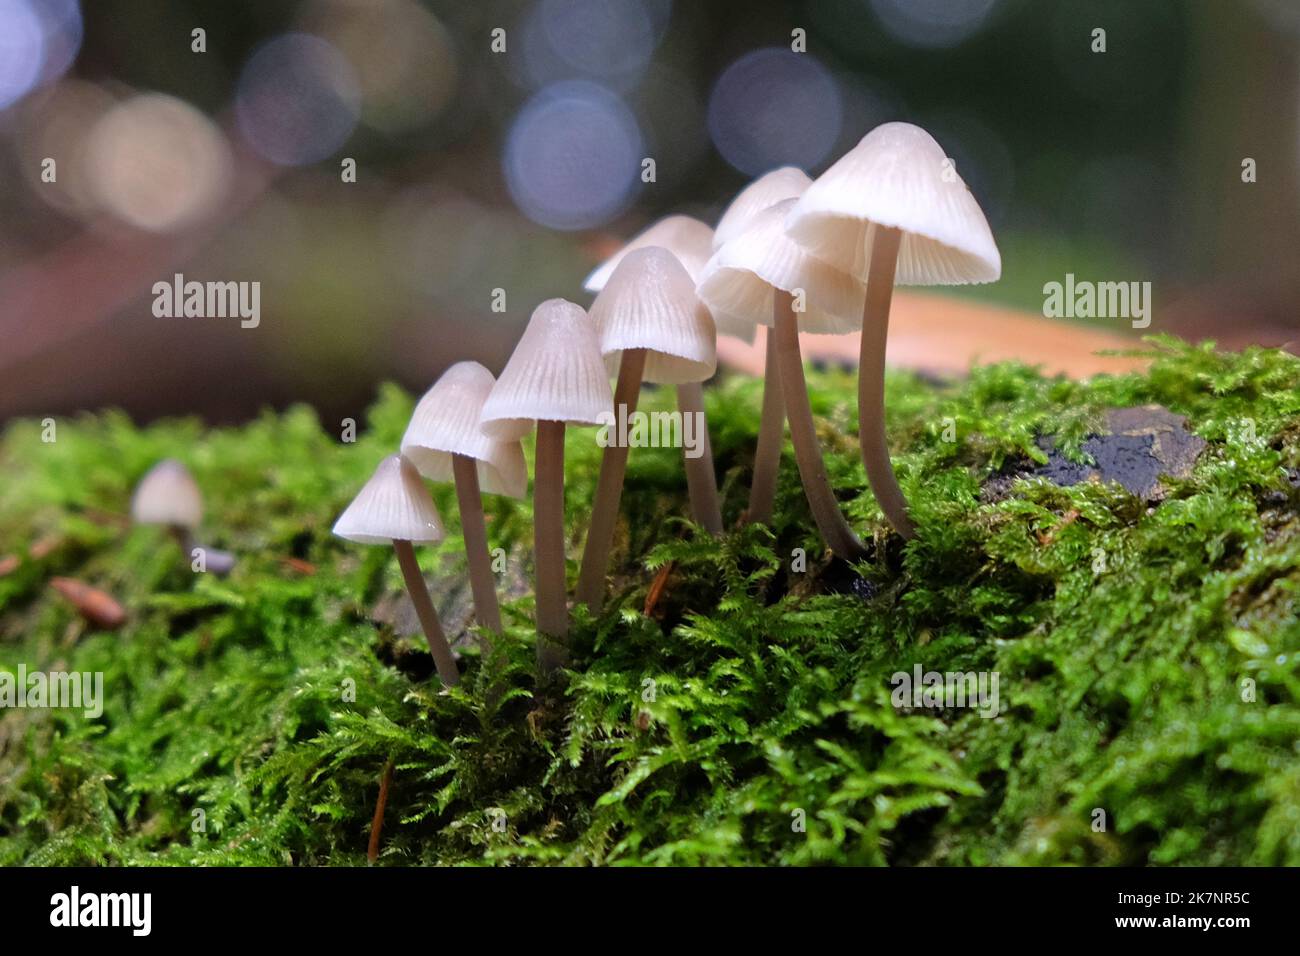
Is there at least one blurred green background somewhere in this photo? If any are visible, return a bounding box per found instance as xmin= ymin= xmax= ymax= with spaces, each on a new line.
xmin=0 ymin=0 xmax=1296 ymax=425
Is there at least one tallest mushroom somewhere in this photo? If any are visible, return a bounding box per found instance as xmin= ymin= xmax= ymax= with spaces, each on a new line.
xmin=786 ymin=122 xmax=1001 ymax=538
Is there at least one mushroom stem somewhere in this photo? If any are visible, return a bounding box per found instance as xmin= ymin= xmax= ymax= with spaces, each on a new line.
xmin=747 ymin=328 xmax=785 ymax=525
xmin=858 ymin=225 xmax=916 ymax=539
xmin=772 ymin=288 xmax=868 ymax=559
xmin=533 ymin=419 xmax=569 ymax=669
xmin=676 ymin=381 xmax=723 ymax=535
xmin=577 ymin=347 xmax=646 ymax=611
xmin=391 ymin=539 xmax=459 ymax=687
xmin=451 ymin=453 xmax=501 ymax=639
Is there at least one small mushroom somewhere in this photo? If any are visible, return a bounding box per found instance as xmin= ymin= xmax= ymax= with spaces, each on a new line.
xmin=480 ymin=299 xmax=613 ymax=670
xmin=786 ymin=122 xmax=1001 ymax=538
xmin=401 ymin=362 xmax=527 ymax=638
xmin=708 ymin=167 xmax=812 ymax=524
xmin=698 ymin=198 xmax=868 ymax=559
xmin=333 ymin=454 xmax=459 ymax=688
xmin=577 ymin=247 xmax=718 ymax=612
xmin=131 ymin=459 xmax=235 ymax=574
xmin=583 ymin=214 xmax=714 ymax=293
xmin=131 ymin=459 xmax=201 ymax=532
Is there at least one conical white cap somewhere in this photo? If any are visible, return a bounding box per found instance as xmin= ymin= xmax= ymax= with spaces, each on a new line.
xmin=785 ymin=122 xmax=1001 ymax=285
xmin=712 ymin=167 xmax=812 ymax=250
xmin=333 ymin=454 xmax=445 ymax=546
xmin=131 ymin=459 xmax=202 ymax=528
xmin=401 ymin=362 xmax=528 ymax=499
xmin=697 ymin=198 xmax=865 ymax=335
xmin=590 ymin=247 xmax=717 ymax=385
xmin=479 ymin=298 xmax=613 ymax=440
xmin=583 ymin=215 xmax=714 ymax=293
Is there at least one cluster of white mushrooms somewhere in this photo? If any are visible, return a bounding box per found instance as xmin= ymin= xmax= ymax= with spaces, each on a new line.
xmin=333 ymin=122 xmax=1001 ymax=684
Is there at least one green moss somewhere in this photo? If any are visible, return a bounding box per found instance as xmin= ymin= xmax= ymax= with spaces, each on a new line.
xmin=1 ymin=336 xmax=1298 ymax=865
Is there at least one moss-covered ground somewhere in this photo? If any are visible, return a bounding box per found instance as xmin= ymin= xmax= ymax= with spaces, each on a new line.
xmin=1 ymin=337 xmax=1298 ymax=865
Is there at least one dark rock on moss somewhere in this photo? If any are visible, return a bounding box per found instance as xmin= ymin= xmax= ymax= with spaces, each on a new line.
xmin=1035 ymin=404 xmax=1206 ymax=499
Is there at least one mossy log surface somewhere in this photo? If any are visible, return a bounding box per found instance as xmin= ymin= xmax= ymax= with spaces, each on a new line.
xmin=2 ymin=337 xmax=1298 ymax=865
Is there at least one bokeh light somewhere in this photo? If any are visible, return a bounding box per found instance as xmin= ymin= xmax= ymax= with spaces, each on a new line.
xmin=0 ymin=0 xmax=83 ymax=111
xmin=707 ymin=48 xmax=843 ymax=176
xmin=868 ymin=0 xmax=999 ymax=49
xmin=515 ymin=0 xmax=670 ymax=92
xmin=87 ymin=93 xmax=232 ymax=232
xmin=0 ymin=0 xmax=45 ymax=110
xmin=300 ymin=0 xmax=457 ymax=133
xmin=17 ymin=79 xmax=116 ymax=215
xmin=235 ymin=33 xmax=362 ymax=166
xmin=33 ymin=0 xmax=82 ymax=82
xmin=504 ymin=80 xmax=643 ymax=230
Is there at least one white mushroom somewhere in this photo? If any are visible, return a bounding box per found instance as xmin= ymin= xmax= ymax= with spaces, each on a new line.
xmin=785 ymin=122 xmax=1001 ymax=538
xmin=699 ymin=198 xmax=868 ymax=559
xmin=402 ymin=362 xmax=526 ymax=638
xmin=583 ymin=214 xmax=715 ymax=293
xmin=577 ymin=247 xmax=719 ymax=612
xmin=333 ymin=454 xmax=458 ymax=688
xmin=480 ymin=299 xmax=612 ymax=670
xmin=705 ymin=168 xmax=814 ymax=526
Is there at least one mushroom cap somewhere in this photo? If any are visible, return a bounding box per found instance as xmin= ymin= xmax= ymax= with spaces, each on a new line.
xmin=131 ymin=459 xmax=202 ymax=529
xmin=479 ymin=298 xmax=614 ymax=440
xmin=589 ymin=247 xmax=717 ymax=385
xmin=400 ymin=362 xmax=528 ymax=499
xmin=332 ymin=454 xmax=445 ymax=546
xmin=785 ymin=122 xmax=1001 ymax=286
xmin=712 ymin=166 xmax=812 ymax=250
xmin=697 ymin=198 xmax=865 ymax=335
xmin=583 ymin=215 xmax=714 ymax=293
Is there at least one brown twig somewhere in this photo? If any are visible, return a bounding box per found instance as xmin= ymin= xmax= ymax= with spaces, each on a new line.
xmin=367 ymin=758 xmax=395 ymax=864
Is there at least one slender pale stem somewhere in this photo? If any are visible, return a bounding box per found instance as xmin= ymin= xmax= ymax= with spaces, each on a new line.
xmin=859 ymin=225 xmax=916 ymax=539
xmin=452 ymin=454 xmax=501 ymax=640
xmin=677 ymin=381 xmax=723 ymax=536
xmin=533 ymin=419 xmax=568 ymax=670
xmin=577 ymin=348 xmax=646 ymax=611
xmin=772 ymin=289 xmax=868 ymax=559
xmin=747 ymin=327 xmax=785 ymax=525
xmin=392 ymin=539 xmax=459 ymax=687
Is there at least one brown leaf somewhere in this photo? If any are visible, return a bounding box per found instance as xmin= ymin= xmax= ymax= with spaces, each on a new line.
xmin=49 ymin=577 xmax=127 ymax=630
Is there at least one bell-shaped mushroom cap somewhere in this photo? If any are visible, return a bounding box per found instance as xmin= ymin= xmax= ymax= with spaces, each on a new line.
xmin=712 ymin=166 xmax=812 ymax=250
xmin=589 ymin=247 xmax=717 ymax=385
xmin=400 ymin=362 xmax=528 ymax=499
xmin=131 ymin=459 xmax=202 ymax=529
xmin=333 ymin=454 xmax=445 ymax=546
xmin=785 ymin=122 xmax=1001 ymax=286
xmin=479 ymin=298 xmax=614 ymax=440
xmin=697 ymin=198 xmax=865 ymax=335
xmin=583 ymin=215 xmax=714 ymax=293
